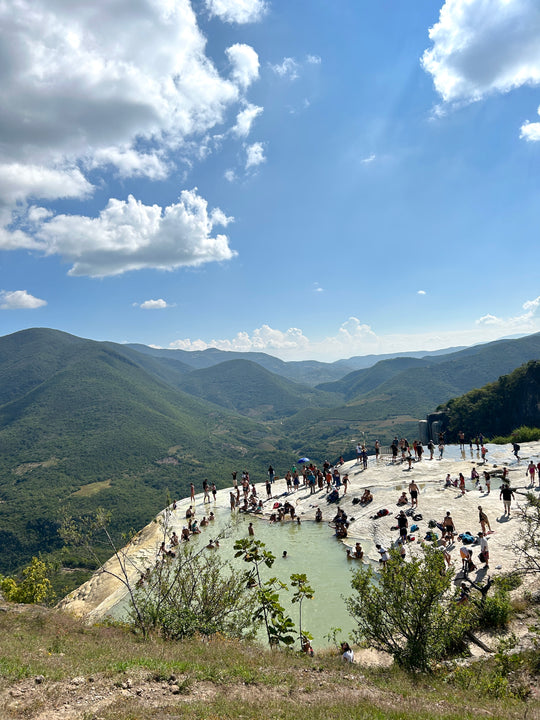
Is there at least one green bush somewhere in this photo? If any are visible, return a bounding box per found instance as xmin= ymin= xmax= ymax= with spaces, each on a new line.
xmin=0 ymin=557 xmax=56 ymax=605
xmin=347 ymin=546 xmax=474 ymax=672
xmin=491 ymin=426 xmax=540 ymax=444
xmin=476 ymin=589 xmax=512 ymax=629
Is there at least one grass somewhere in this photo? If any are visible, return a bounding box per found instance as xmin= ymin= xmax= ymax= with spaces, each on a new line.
xmin=71 ymin=479 xmax=112 ymax=497
xmin=0 ymin=604 xmax=538 ymax=720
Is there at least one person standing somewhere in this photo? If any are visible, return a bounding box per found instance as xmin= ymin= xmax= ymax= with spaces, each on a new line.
xmin=409 ymin=480 xmax=419 ymax=508
xmin=396 ymin=510 xmax=408 ymax=542
xmin=500 ymin=484 xmax=515 ymax=515
xmin=203 ymin=479 xmax=210 ymax=504
xmin=268 ymin=465 xmax=275 ymax=484
xmin=190 ymin=483 xmax=195 ymax=502
xmin=478 ymin=506 xmax=491 ymax=534
xmin=375 ymin=440 xmax=380 ymax=460
xmin=528 ymin=461 xmax=536 ymax=487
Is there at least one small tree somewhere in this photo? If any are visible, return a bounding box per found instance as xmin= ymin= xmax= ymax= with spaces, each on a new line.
xmin=0 ymin=557 xmax=56 ymax=605
xmin=290 ymin=573 xmax=314 ymax=650
xmin=346 ymin=546 xmax=473 ymax=672
xmin=134 ymin=544 xmax=257 ymax=640
xmin=234 ymin=538 xmax=295 ymax=647
xmin=513 ymin=492 xmax=540 ymax=575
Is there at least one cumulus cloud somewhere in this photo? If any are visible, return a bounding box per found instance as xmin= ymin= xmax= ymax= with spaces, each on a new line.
xmin=89 ymin=148 xmax=168 ymax=180
xmin=226 ymin=44 xmax=260 ymax=89
xmin=170 ymin=324 xmax=310 ymax=353
xmin=270 ymin=57 xmax=300 ymax=80
xmin=520 ymin=108 xmax=540 ymax=141
xmin=232 ymin=104 xmax=263 ymax=137
xmin=476 ymin=295 xmax=540 ymax=330
xmin=0 ymin=164 xmax=92 ymax=207
xmin=168 ymin=318 xmax=379 ymax=361
xmin=0 ymin=0 xmax=264 ymax=263
xmin=245 ymin=142 xmax=266 ymax=169
xmin=306 ymin=54 xmax=322 ymax=65
xmin=138 ymin=298 xmax=173 ymax=310
xmin=417 ymin=290 xmax=426 ymax=295
xmin=0 ymin=290 xmax=47 ymax=310
xmin=0 ymin=1 xmax=242 ymax=175
xmin=422 ymin=0 xmax=540 ymax=103
xmin=33 ymin=188 xmax=235 ymax=277
xmin=224 ymin=169 xmax=236 ymax=182
xmin=205 ymin=0 xmax=268 ymax=24
xmin=164 ymin=304 xmax=540 ymax=362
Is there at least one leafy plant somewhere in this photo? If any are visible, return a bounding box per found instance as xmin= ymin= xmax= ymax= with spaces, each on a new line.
xmin=233 ymin=538 xmax=296 ymax=647
xmin=347 ymin=546 xmax=474 ymax=672
xmin=0 ymin=556 xmax=56 ymax=605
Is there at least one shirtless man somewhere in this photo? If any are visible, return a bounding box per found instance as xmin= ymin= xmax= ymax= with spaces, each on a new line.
xmin=409 ymin=480 xmax=419 ymax=508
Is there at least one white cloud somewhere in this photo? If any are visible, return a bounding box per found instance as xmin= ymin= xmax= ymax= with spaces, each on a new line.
xmin=138 ymin=299 xmax=173 ymax=310
xmin=0 ymin=0 xmax=264 ymax=257
xmin=89 ymin=148 xmax=168 ymax=180
xmin=270 ymin=57 xmax=299 ymax=80
xmin=226 ymin=44 xmax=260 ymax=89
xmin=205 ymin=0 xmax=267 ymax=24
xmin=245 ymin=142 xmax=266 ymax=169
xmin=520 ymin=108 xmax=540 ymax=141
xmin=224 ymin=169 xmax=236 ymax=182
xmin=417 ymin=290 xmax=426 ymax=295
xmin=33 ymin=188 xmax=236 ymax=277
xmin=0 ymin=290 xmax=47 ymax=310
xmin=232 ymin=104 xmax=263 ymax=137
xmin=170 ymin=324 xmax=311 ymax=353
xmin=306 ymin=55 xmax=321 ymax=65
xmin=164 ymin=304 xmax=540 ymax=362
xmin=361 ymin=154 xmax=376 ymax=165
xmin=422 ymin=0 xmax=540 ymax=103
xmin=476 ymin=313 xmax=503 ymax=326
xmin=476 ymin=294 xmax=540 ymax=329
xmin=0 ymin=164 xmax=92 ymax=207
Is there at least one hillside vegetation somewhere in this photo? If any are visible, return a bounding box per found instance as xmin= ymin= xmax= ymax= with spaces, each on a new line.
xmin=439 ymin=360 xmax=540 ymax=440
xmin=0 ymin=603 xmax=538 ymax=720
xmin=1 ymin=327 xmax=540 ymax=578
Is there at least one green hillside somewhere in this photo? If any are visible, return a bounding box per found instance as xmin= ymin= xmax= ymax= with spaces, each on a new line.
xmin=1 ymin=327 xmax=540 ymax=577
xmin=439 ymin=360 xmax=540 ymax=440
xmin=178 ymin=359 xmax=337 ymax=419
xmin=0 ymin=331 xmax=295 ymax=573
xmin=317 ymin=356 xmax=430 ymax=400
xmin=282 ymin=333 xmax=540 ymax=456
xmin=128 ymin=344 xmax=350 ymax=385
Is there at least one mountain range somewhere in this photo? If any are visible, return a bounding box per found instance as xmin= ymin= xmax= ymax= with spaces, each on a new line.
xmin=1 ymin=327 xmax=539 ymax=576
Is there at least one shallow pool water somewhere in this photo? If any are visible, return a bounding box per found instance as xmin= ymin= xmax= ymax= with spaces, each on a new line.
xmin=110 ymin=509 xmax=376 ymax=649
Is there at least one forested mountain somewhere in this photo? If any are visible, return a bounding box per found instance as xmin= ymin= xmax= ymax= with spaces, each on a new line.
xmin=177 ymin=359 xmax=337 ymax=419
xmin=439 ymin=360 xmax=540 ymax=440
xmin=1 ymin=327 xmax=539 ymax=576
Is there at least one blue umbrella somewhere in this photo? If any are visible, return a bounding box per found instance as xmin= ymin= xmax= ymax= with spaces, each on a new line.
xmin=297 ymin=457 xmax=310 ymax=464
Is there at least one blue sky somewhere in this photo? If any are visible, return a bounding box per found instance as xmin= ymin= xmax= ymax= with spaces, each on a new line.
xmin=1 ymin=0 xmax=540 ymax=361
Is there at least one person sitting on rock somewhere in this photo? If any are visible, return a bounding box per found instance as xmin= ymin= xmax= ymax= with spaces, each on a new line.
xmin=360 ymin=489 xmax=373 ymax=505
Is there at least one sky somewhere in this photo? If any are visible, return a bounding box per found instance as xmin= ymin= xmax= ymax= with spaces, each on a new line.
xmin=1 ymin=0 xmax=540 ymax=362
